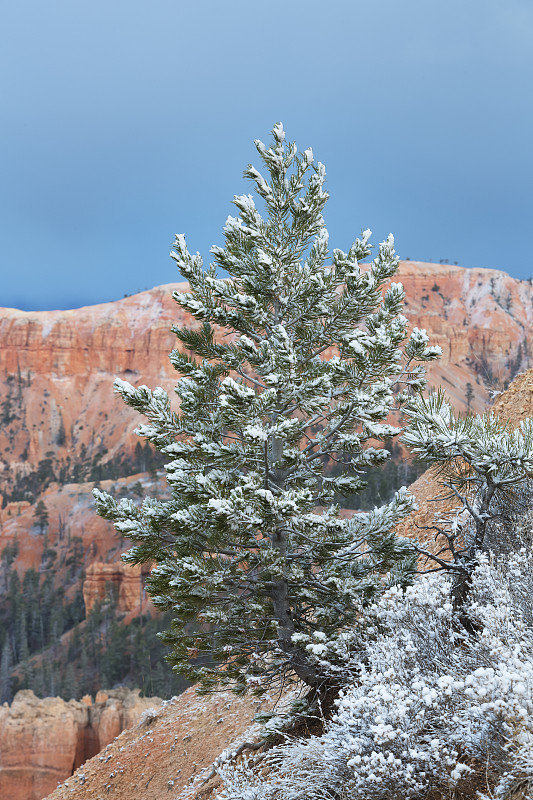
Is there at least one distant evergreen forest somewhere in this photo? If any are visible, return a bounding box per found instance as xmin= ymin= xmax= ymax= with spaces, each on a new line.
xmin=2 ymin=439 xmax=166 ymax=505
xmin=0 ymin=546 xmax=188 ymax=704
xmin=335 ymin=441 xmax=427 ymax=510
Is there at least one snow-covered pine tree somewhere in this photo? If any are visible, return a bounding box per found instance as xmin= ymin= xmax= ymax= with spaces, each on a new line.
xmin=94 ymin=124 xmax=441 ymax=696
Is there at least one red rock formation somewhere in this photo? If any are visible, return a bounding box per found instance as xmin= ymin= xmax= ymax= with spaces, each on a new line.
xmin=0 ymin=283 xmax=192 ymax=500
xmin=0 ymin=474 xmax=159 ymax=581
xmin=397 ymin=262 xmax=533 ymax=412
xmin=0 ymin=269 xmax=527 ymax=800
xmin=1 ymin=262 xmax=533 ymax=503
xmin=83 ymin=560 xmax=152 ymax=614
xmin=0 ymin=688 xmax=161 ymax=800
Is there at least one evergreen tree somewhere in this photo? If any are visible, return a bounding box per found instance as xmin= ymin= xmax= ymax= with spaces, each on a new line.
xmin=79 ymin=642 xmax=91 ymax=696
xmin=0 ymin=641 xmax=13 ymax=704
xmin=33 ymin=500 xmax=49 ymax=535
xmin=62 ymin=662 xmax=77 ymax=701
xmin=19 ymin=619 xmax=33 ymax=691
xmin=56 ymin=412 xmax=66 ymax=447
xmin=465 ymin=381 xmax=474 ymax=412
xmin=95 ymin=124 xmax=440 ymax=696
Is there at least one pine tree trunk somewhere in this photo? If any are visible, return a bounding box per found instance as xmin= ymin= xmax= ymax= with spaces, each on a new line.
xmin=268 ymin=431 xmax=323 ymax=689
xmin=452 ymin=482 xmax=495 ymax=628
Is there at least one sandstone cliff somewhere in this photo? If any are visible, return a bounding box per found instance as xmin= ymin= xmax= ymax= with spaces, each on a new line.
xmin=0 ymin=688 xmax=162 ymax=800
xmin=0 ymin=283 xmax=192 ymax=502
xmin=83 ymin=559 xmax=152 ymax=615
xmin=2 ymin=262 xmax=533 ymax=504
xmin=397 ymin=261 xmax=533 ymax=410
xmin=0 ymin=474 xmax=156 ymax=614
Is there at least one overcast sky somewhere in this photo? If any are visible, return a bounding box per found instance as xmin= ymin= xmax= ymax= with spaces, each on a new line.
xmin=1 ymin=0 xmax=532 ymax=311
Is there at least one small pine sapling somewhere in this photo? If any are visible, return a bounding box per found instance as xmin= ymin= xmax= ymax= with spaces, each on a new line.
xmin=403 ymin=392 xmax=533 ymax=621
xmin=94 ymin=124 xmax=440 ymax=697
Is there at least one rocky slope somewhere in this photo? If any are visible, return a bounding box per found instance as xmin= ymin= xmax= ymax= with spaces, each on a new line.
xmin=44 ymin=684 xmax=294 ymax=800
xmin=0 ymin=688 xmax=162 ymax=800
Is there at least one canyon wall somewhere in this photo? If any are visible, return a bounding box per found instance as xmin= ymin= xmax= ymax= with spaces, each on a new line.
xmin=0 ymin=283 xmax=192 ymax=501
xmin=0 ymin=688 xmax=161 ymax=800
xmin=0 ymin=474 xmax=156 ymax=612
xmin=2 ymin=262 xmax=533 ymax=504
xmin=398 ymin=261 xmax=533 ymax=410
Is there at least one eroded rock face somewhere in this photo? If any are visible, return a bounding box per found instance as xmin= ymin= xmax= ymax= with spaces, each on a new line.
xmin=2 ymin=263 xmax=533 ymax=502
xmin=83 ymin=560 xmax=152 ymax=614
xmin=0 ymin=474 xmax=159 ymax=592
xmin=4 ymin=263 xmax=520 ymax=581
xmin=398 ymin=262 xmax=533 ymax=413
xmin=0 ymin=688 xmax=161 ymax=800
xmin=0 ymin=283 xmax=191 ymax=500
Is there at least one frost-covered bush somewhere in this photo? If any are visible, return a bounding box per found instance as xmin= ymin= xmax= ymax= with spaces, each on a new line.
xmin=216 ymin=548 xmax=533 ymax=800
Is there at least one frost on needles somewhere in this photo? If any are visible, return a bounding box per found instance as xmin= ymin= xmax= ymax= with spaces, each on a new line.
xmin=93 ymin=123 xmax=441 ymax=697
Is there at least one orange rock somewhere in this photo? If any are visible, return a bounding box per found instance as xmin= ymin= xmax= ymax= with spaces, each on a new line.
xmin=0 ymin=688 xmax=161 ymax=800
xmin=0 ymin=474 xmax=159 ymax=596
xmin=0 ymin=691 xmax=83 ymax=800
xmin=44 ymin=684 xmax=296 ymax=800
xmin=83 ymin=560 xmax=152 ymax=614
xmin=1 ymin=500 xmax=31 ymax=522
xmin=1 ymin=263 xmax=532 ymax=504
xmin=0 ymin=284 xmax=192 ymax=500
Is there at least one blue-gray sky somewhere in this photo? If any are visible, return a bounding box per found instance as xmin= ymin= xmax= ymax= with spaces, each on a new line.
xmin=1 ymin=0 xmax=532 ymax=310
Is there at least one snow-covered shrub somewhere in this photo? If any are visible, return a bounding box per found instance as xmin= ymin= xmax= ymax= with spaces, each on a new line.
xmin=215 ymin=547 xmax=533 ymax=799
xmin=136 ymin=706 xmax=161 ymax=727
xmin=216 ymin=743 xmax=350 ymax=800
